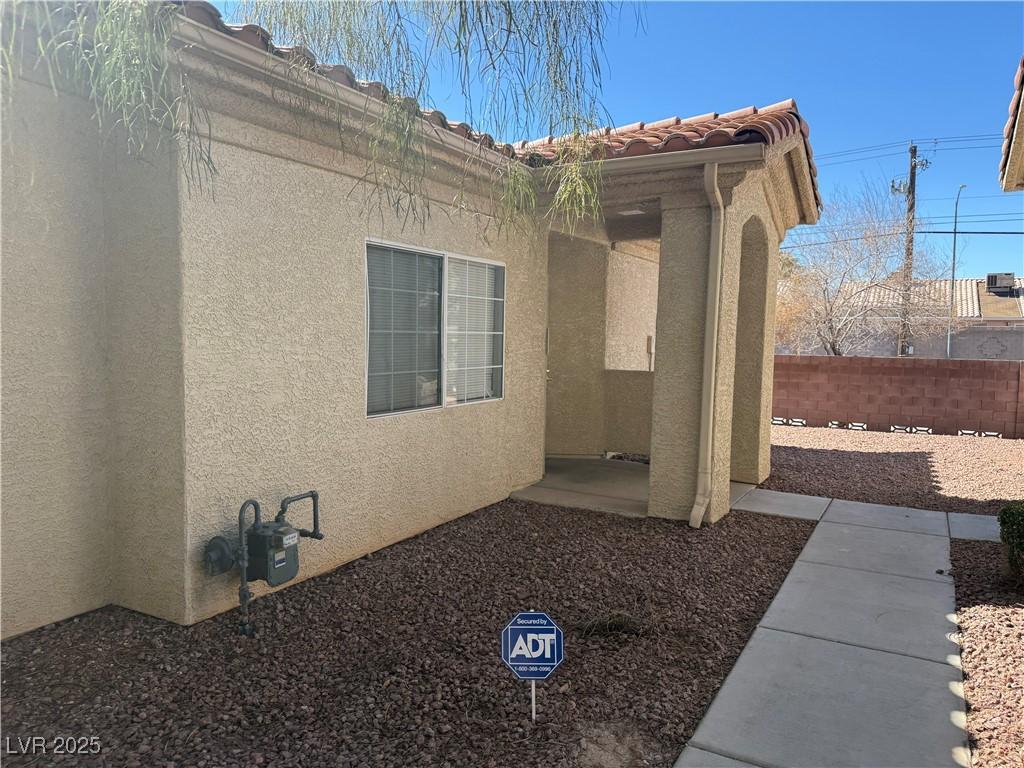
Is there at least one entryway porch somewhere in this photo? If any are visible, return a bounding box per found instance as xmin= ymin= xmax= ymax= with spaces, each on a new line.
xmin=512 ymin=457 xmax=757 ymax=518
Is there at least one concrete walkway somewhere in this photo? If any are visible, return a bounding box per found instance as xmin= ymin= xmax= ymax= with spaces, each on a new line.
xmin=513 ymin=458 xmax=994 ymax=766
xmin=732 ymin=486 xmax=1001 ymax=542
xmin=513 ymin=458 xmax=1002 ymax=543
xmin=675 ymin=496 xmax=972 ymax=768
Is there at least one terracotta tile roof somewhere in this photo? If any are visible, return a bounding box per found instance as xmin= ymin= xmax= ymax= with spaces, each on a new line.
xmin=177 ymin=1 xmax=819 ymax=205
xmin=1000 ymin=55 xmax=1024 ymax=188
xmin=521 ymin=102 xmax=820 ymax=207
xmin=521 ymin=103 xmax=807 ymax=159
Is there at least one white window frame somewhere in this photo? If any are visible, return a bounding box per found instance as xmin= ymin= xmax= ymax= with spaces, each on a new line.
xmin=364 ymin=238 xmax=506 ymax=419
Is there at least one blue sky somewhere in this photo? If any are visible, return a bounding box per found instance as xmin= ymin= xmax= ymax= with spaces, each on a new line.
xmin=219 ymin=1 xmax=1023 ymax=277
xmin=588 ymin=2 xmax=1023 ymax=276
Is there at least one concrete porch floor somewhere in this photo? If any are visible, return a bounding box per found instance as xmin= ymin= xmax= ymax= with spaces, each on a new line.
xmin=511 ymin=457 xmax=650 ymax=516
xmin=510 ymin=457 xmax=756 ymax=519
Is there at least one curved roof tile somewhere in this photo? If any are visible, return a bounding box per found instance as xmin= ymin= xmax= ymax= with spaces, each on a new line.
xmin=999 ymin=55 xmax=1024 ymax=187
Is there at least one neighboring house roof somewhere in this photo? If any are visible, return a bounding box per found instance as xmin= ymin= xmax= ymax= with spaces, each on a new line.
xmin=843 ymin=278 xmax=1023 ymax=320
xmin=999 ymin=55 xmax=1024 ymax=191
xmin=178 ymin=1 xmax=820 ymax=205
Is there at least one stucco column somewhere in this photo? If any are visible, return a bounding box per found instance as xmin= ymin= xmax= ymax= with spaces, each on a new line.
xmin=729 ymin=219 xmax=778 ymax=485
xmin=647 ymin=197 xmax=712 ymax=519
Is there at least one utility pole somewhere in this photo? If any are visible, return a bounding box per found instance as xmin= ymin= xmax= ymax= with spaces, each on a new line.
xmin=892 ymin=143 xmax=928 ymax=356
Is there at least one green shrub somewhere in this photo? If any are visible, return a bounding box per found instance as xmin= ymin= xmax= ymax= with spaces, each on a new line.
xmin=998 ymin=501 xmax=1024 ymax=578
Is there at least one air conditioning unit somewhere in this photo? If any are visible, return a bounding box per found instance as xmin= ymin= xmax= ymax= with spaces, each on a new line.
xmin=986 ymin=272 xmax=1015 ymax=294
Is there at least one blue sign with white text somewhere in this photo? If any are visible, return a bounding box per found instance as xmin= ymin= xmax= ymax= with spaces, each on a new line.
xmin=501 ymin=612 xmax=564 ymax=680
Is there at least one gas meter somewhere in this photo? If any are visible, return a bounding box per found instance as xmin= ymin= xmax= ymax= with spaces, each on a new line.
xmin=204 ymin=490 xmax=324 ymax=635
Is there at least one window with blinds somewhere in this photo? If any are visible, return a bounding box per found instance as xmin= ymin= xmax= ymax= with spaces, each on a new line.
xmin=366 ymin=244 xmax=505 ymax=416
xmin=445 ymin=257 xmax=504 ymax=405
xmin=366 ymin=244 xmax=442 ymax=416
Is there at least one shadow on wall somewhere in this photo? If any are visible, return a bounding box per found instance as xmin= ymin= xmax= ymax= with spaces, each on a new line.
xmin=760 ymin=445 xmax=1012 ymax=517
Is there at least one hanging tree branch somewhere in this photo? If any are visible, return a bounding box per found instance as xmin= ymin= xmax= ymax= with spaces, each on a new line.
xmin=2 ymin=0 xmax=626 ymax=231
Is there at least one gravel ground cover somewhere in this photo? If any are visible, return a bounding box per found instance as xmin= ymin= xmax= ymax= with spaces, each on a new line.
xmin=1 ymin=501 xmax=812 ymax=768
xmin=762 ymin=426 xmax=1024 ymax=516
xmin=950 ymin=540 xmax=1024 ymax=768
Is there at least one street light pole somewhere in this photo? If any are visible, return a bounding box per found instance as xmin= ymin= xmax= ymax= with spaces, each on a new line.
xmin=946 ymin=184 xmax=967 ymax=359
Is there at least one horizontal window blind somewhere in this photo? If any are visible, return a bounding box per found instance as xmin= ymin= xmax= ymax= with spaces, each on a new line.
xmin=366 ymin=245 xmax=442 ymax=416
xmin=446 ymin=257 xmax=504 ymax=405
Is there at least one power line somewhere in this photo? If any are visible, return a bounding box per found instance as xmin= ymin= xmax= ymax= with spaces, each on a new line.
xmin=819 ymin=145 xmax=1003 ymax=167
xmin=815 ymin=142 xmax=907 ymax=159
xmin=814 ymin=133 xmax=1001 ymax=160
xmin=918 ymin=193 xmax=1021 ymax=201
xmin=916 ymin=134 xmax=1002 ymax=143
xmin=919 ymin=216 xmax=1023 ymax=224
xmin=918 ymin=230 xmax=1023 ymax=234
xmin=926 ymin=212 xmax=1024 ymax=217
xmin=791 ymin=213 xmax=1024 ymax=233
xmin=818 ymin=151 xmax=907 ymax=167
xmin=922 ymin=144 xmax=1002 ymax=152
xmin=783 ymin=230 xmax=1024 ymax=249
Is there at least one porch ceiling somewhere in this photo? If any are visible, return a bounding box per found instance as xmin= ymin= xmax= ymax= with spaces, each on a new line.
xmin=605 ymin=206 xmax=662 ymax=242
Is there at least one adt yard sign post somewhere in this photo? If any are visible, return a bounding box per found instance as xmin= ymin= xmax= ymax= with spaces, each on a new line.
xmin=501 ymin=611 xmax=564 ymax=722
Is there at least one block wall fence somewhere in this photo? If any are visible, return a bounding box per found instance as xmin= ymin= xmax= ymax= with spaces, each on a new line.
xmin=772 ymin=355 xmax=1024 ymax=439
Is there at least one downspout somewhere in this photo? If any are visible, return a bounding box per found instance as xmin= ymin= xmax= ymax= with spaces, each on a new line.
xmin=688 ymin=163 xmax=727 ymax=528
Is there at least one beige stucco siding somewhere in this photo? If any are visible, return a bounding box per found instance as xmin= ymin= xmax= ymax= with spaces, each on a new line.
xmin=2 ymin=72 xmax=545 ymax=633
xmin=648 ymin=201 xmax=713 ymax=518
xmin=102 ymin=146 xmax=188 ymax=621
xmin=178 ymin=138 xmax=547 ymax=623
xmin=2 ymin=76 xmax=189 ymax=636
xmin=714 ymin=176 xmax=781 ymax=498
xmin=545 ymin=233 xmax=608 ymax=456
xmin=1 ymin=80 xmax=113 ymax=636
xmin=604 ymin=371 xmax=653 ymax=455
xmin=605 ymin=249 xmax=658 ymax=372
xmin=546 ymin=237 xmax=655 ymax=458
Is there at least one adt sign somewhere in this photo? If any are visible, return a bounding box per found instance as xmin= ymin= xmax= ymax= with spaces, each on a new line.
xmin=501 ymin=612 xmax=564 ymax=680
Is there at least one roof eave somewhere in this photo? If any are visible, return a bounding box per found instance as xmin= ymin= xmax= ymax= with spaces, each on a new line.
xmin=172 ymin=15 xmax=515 ymax=172
xmin=596 ymin=142 xmax=766 ymax=176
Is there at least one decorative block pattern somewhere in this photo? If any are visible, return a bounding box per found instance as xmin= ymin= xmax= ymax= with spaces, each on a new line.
xmin=773 ymin=356 xmax=1024 ymax=438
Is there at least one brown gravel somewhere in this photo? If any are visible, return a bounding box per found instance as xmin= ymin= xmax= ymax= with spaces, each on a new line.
xmin=762 ymin=425 xmax=1024 ymax=515
xmin=951 ymin=540 xmax=1024 ymax=768
xmin=0 ymin=501 xmax=812 ymax=768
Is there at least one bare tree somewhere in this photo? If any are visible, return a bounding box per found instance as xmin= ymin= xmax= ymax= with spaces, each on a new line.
xmin=777 ymin=181 xmax=953 ymax=356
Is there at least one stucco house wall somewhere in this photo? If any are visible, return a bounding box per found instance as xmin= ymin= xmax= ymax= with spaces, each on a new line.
xmin=2 ymin=79 xmax=114 ymax=636
xmin=545 ymin=233 xmax=608 ymax=457
xmin=3 ymin=73 xmax=193 ymax=637
xmin=604 ymin=371 xmax=654 ymax=455
xmin=1 ymin=59 xmax=546 ymax=635
xmin=545 ymin=234 xmax=658 ymax=458
xmin=715 ymin=172 xmax=782 ymax=491
xmin=179 ymin=131 xmax=547 ymax=623
xmin=102 ymin=136 xmax=189 ymax=622
xmin=2 ymin=7 xmax=818 ymax=633
xmin=648 ymin=143 xmax=808 ymax=523
xmin=605 ymin=247 xmax=658 ymax=372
